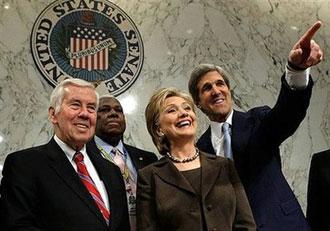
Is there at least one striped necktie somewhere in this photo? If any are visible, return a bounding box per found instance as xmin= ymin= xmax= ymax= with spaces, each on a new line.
xmin=222 ymin=122 xmax=233 ymax=160
xmin=112 ymin=148 xmax=126 ymax=172
xmin=73 ymin=152 xmax=110 ymax=225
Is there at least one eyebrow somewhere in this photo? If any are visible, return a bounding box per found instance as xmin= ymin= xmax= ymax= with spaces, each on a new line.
xmin=87 ymin=102 xmax=97 ymax=106
xmin=201 ymin=79 xmax=225 ymax=88
xmin=163 ymin=101 xmax=189 ymax=108
xmin=99 ymin=105 xmax=123 ymax=109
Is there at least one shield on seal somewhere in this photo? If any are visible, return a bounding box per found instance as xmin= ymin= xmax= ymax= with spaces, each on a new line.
xmin=66 ymin=12 xmax=116 ymax=71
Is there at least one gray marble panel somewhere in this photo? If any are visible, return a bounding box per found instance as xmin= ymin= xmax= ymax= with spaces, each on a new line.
xmin=0 ymin=0 xmax=329 ymax=212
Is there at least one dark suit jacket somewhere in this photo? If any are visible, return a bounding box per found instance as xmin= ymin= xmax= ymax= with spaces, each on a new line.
xmin=307 ymin=149 xmax=330 ymax=231
xmin=124 ymin=144 xmax=158 ymax=170
xmin=136 ymin=152 xmax=256 ymax=231
xmin=0 ymin=138 xmax=130 ymax=231
xmin=197 ymin=75 xmax=312 ymax=231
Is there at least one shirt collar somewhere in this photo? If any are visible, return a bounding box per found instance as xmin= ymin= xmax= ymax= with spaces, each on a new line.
xmin=94 ymin=136 xmax=125 ymax=156
xmin=210 ymin=109 xmax=233 ymax=137
xmin=54 ymin=134 xmax=87 ymax=161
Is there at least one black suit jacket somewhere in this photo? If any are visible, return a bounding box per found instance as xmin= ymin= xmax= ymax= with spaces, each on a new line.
xmin=124 ymin=144 xmax=158 ymax=170
xmin=0 ymin=138 xmax=130 ymax=231
xmin=88 ymin=138 xmax=158 ymax=171
xmin=307 ymin=149 xmax=330 ymax=231
xmin=197 ymin=75 xmax=312 ymax=230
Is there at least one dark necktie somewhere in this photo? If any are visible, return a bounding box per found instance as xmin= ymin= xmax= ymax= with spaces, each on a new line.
xmin=222 ymin=122 xmax=233 ymax=160
xmin=73 ymin=152 xmax=110 ymax=225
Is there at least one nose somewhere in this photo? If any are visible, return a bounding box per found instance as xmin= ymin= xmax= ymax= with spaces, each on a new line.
xmin=178 ymin=107 xmax=189 ymax=118
xmin=78 ymin=106 xmax=91 ymax=119
xmin=108 ymin=108 xmax=118 ymax=117
xmin=211 ymin=84 xmax=221 ymax=96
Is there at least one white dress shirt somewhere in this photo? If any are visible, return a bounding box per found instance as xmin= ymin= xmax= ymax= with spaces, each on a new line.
xmin=54 ymin=135 xmax=110 ymax=210
xmin=211 ymin=110 xmax=233 ymax=157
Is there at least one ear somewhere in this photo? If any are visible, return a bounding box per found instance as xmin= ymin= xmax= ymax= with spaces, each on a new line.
xmin=156 ymin=127 xmax=164 ymax=137
xmin=195 ymin=102 xmax=205 ymax=113
xmin=195 ymin=101 xmax=202 ymax=110
xmin=194 ymin=99 xmax=200 ymax=108
xmin=48 ymin=107 xmax=57 ymax=123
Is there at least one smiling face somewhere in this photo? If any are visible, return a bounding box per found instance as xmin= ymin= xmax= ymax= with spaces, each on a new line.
xmin=196 ymin=70 xmax=233 ymax=122
xmin=49 ymin=85 xmax=97 ymax=150
xmin=96 ymin=97 xmax=126 ymax=139
xmin=158 ymin=96 xmax=196 ymax=145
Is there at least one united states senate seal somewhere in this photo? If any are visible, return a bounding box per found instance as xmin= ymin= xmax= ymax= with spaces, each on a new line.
xmin=31 ymin=0 xmax=144 ymax=96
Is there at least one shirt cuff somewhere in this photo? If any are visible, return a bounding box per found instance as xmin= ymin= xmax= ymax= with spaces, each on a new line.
xmin=285 ymin=63 xmax=310 ymax=90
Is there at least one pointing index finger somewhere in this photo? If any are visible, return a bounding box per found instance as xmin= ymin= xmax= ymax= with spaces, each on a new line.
xmin=299 ymin=21 xmax=322 ymax=46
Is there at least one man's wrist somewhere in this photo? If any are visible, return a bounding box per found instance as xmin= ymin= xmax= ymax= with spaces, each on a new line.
xmin=285 ymin=63 xmax=310 ymax=90
xmin=287 ymin=61 xmax=307 ymax=71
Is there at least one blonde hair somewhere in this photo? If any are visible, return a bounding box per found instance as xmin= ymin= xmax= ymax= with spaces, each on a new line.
xmin=145 ymin=87 xmax=195 ymax=155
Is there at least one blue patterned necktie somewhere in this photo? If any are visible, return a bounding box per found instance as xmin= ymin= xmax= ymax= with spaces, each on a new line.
xmin=222 ymin=122 xmax=233 ymax=160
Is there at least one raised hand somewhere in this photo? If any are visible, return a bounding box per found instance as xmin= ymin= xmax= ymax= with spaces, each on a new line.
xmin=288 ymin=21 xmax=323 ymax=69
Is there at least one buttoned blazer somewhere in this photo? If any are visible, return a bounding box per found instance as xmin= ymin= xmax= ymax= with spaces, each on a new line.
xmin=0 ymin=138 xmax=130 ymax=231
xmin=136 ymin=152 xmax=256 ymax=231
xmin=307 ymin=149 xmax=330 ymax=231
xmin=197 ymin=75 xmax=313 ymax=231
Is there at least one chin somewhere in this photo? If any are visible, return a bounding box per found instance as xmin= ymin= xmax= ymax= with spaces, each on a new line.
xmin=76 ymin=135 xmax=93 ymax=142
xmin=106 ymin=131 xmax=122 ymax=136
xmin=178 ymin=132 xmax=195 ymax=138
xmin=214 ymin=107 xmax=230 ymax=115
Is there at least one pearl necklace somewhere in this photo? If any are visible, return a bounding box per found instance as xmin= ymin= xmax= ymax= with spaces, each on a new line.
xmin=166 ymin=148 xmax=200 ymax=163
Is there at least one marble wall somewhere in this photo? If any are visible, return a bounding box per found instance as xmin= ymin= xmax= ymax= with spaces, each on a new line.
xmin=0 ymin=0 xmax=329 ymax=212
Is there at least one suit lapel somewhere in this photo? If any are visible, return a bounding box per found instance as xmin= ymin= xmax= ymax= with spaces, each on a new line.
xmin=200 ymin=153 xmax=222 ymax=199
xmin=125 ymin=144 xmax=144 ymax=170
xmin=231 ymin=110 xmax=254 ymax=158
xmin=46 ymin=139 xmax=107 ymax=227
xmin=197 ymin=127 xmax=215 ymax=155
xmin=154 ymin=158 xmax=196 ymax=195
xmin=154 ymin=154 xmax=224 ymax=199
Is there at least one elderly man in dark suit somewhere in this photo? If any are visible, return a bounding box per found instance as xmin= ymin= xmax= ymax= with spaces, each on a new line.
xmin=188 ymin=21 xmax=323 ymax=230
xmin=90 ymin=95 xmax=158 ymax=231
xmin=307 ymin=149 xmax=330 ymax=231
xmin=0 ymin=79 xmax=130 ymax=231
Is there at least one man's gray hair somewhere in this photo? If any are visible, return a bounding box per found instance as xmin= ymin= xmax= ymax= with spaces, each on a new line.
xmin=49 ymin=78 xmax=99 ymax=113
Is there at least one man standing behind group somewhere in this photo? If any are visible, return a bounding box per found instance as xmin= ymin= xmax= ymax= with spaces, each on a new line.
xmin=306 ymin=149 xmax=330 ymax=231
xmin=0 ymin=79 xmax=130 ymax=231
xmin=89 ymin=95 xmax=158 ymax=231
xmin=188 ymin=21 xmax=323 ymax=230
